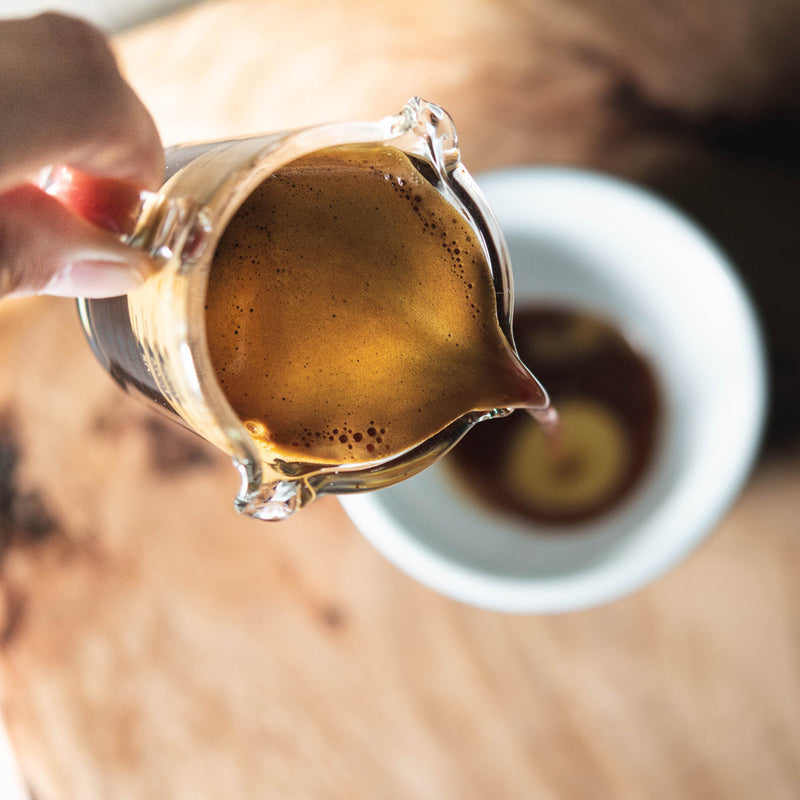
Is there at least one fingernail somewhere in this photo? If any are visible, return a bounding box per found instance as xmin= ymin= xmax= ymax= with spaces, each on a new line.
xmin=43 ymin=259 xmax=146 ymax=298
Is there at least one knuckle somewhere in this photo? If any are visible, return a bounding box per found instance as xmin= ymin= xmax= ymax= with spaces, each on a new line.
xmin=36 ymin=12 xmax=119 ymax=89
xmin=30 ymin=13 xmax=129 ymax=148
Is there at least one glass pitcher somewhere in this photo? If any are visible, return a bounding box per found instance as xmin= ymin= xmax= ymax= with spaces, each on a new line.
xmin=53 ymin=98 xmax=546 ymax=520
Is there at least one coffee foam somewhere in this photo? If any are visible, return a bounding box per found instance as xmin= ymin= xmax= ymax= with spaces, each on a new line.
xmin=204 ymin=145 xmax=543 ymax=465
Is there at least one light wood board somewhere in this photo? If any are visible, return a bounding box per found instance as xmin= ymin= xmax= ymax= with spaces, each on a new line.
xmin=2 ymin=1 xmax=800 ymax=797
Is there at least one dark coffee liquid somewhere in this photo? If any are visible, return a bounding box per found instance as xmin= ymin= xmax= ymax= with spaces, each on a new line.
xmin=446 ymin=306 xmax=662 ymax=525
xmin=204 ymin=145 xmax=545 ymax=467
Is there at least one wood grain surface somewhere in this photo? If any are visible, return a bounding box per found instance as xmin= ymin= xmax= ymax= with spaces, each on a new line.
xmin=2 ymin=1 xmax=800 ymax=798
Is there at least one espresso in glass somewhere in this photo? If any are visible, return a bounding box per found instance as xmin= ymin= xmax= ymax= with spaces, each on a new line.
xmin=204 ymin=144 xmax=546 ymax=471
xmin=75 ymin=99 xmax=550 ymax=520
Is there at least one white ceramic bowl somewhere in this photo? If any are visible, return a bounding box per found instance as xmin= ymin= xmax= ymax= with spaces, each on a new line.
xmin=340 ymin=167 xmax=767 ymax=614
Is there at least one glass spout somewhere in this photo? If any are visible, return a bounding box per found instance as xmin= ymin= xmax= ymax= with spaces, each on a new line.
xmin=74 ymin=99 xmax=547 ymax=522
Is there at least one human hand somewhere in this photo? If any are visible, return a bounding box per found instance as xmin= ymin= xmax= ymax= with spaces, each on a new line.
xmin=0 ymin=12 xmax=164 ymax=299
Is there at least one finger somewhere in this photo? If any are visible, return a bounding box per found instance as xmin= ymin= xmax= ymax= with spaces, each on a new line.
xmin=0 ymin=183 xmax=154 ymax=299
xmin=41 ymin=165 xmax=148 ymax=235
xmin=0 ymin=13 xmax=164 ymax=192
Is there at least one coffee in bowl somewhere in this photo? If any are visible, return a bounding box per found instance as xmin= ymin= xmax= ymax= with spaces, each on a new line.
xmin=445 ymin=305 xmax=662 ymax=526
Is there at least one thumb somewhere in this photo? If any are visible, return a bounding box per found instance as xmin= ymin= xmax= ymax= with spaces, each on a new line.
xmin=0 ymin=183 xmax=153 ymax=299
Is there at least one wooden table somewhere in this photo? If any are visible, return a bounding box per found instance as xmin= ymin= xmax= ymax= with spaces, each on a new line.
xmin=2 ymin=1 xmax=800 ymax=797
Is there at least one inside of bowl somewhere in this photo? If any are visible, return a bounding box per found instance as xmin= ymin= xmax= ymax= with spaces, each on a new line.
xmin=341 ymin=168 xmax=766 ymax=610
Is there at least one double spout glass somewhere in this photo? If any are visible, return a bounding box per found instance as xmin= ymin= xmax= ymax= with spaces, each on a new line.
xmin=65 ymin=98 xmax=544 ymax=520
